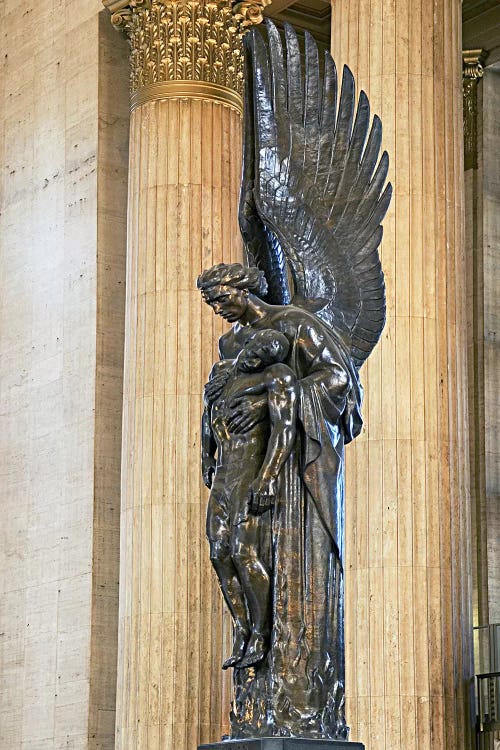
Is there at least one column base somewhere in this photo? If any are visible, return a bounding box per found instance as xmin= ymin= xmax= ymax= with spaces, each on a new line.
xmin=199 ymin=739 xmax=364 ymax=750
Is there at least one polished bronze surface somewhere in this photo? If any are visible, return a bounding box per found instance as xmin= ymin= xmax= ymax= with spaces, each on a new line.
xmin=202 ymin=329 xmax=298 ymax=670
xmin=199 ymin=21 xmax=391 ymax=741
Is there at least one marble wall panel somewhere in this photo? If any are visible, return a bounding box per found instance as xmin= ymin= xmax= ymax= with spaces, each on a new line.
xmin=0 ymin=2 xmax=128 ymax=747
xmin=482 ymin=66 xmax=500 ymax=625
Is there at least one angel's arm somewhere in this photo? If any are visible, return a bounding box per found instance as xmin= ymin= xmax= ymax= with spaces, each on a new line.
xmin=226 ymin=393 xmax=268 ymax=434
xmin=204 ymin=360 xmax=232 ymax=406
xmin=225 ymin=365 xmax=268 ymax=434
xmin=301 ymin=361 xmax=350 ymax=397
xmin=229 ymin=380 xmax=267 ymax=400
xmin=295 ymin=322 xmax=350 ymax=398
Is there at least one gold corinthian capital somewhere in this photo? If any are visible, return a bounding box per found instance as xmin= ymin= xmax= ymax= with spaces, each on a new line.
xmin=462 ymin=48 xmax=487 ymax=170
xmin=103 ymin=0 xmax=270 ymax=113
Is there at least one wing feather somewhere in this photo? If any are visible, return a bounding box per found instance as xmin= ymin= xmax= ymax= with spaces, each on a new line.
xmin=285 ymin=25 xmax=303 ymax=123
xmin=325 ymin=66 xmax=355 ymax=205
xmin=266 ymin=23 xmax=287 ymax=123
xmin=303 ymin=32 xmax=320 ymax=174
xmin=238 ymin=21 xmax=392 ymax=367
xmin=238 ymin=32 xmax=291 ymax=304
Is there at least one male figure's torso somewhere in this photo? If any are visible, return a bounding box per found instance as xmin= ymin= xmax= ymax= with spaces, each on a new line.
xmin=210 ymin=362 xmax=270 ymax=474
xmin=209 ymin=363 xmax=271 ymax=528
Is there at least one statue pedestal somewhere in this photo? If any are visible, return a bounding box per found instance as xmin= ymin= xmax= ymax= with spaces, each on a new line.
xmin=199 ymin=739 xmax=364 ymax=750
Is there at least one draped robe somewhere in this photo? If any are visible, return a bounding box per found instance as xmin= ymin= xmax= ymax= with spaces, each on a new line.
xmin=218 ymin=304 xmax=362 ymax=740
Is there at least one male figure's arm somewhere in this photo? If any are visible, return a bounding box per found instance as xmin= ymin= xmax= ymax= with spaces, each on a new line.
xmin=201 ymin=407 xmax=217 ymax=489
xmin=201 ymin=361 xmax=230 ymax=488
xmin=247 ymin=364 xmax=298 ymax=515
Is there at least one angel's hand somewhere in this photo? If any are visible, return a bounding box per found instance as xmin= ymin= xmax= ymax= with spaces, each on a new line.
xmin=248 ymin=475 xmax=276 ymax=515
xmin=204 ymin=370 xmax=230 ymax=406
xmin=227 ymin=395 xmax=267 ymax=434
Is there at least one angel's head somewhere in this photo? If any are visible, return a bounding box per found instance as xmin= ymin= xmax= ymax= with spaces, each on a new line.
xmin=197 ymin=263 xmax=268 ymax=322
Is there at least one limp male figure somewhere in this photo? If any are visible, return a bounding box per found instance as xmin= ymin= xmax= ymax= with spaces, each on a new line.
xmin=202 ymin=330 xmax=297 ymax=669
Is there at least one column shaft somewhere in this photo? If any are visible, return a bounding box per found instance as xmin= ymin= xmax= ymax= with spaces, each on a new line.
xmin=116 ymin=97 xmax=241 ymax=748
xmin=463 ymin=51 xmax=488 ymax=629
xmin=331 ymin=1 xmax=474 ymax=747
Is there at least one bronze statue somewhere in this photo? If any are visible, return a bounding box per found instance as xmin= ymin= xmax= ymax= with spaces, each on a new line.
xmin=199 ymin=21 xmax=391 ymax=742
xmin=202 ymin=328 xmax=297 ymax=669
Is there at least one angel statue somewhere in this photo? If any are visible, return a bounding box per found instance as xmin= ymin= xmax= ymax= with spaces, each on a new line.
xmin=198 ymin=20 xmax=391 ymax=743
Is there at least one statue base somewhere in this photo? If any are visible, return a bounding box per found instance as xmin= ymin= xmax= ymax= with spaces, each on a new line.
xmin=199 ymin=739 xmax=364 ymax=750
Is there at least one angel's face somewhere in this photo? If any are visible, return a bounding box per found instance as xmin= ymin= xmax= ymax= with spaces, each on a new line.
xmin=205 ymin=285 xmax=248 ymax=322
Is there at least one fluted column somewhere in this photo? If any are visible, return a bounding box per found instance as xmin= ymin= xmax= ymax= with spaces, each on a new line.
xmin=463 ymin=49 xmax=488 ymax=629
xmin=330 ymin=1 xmax=474 ymax=748
xmin=103 ymin=1 xmax=260 ymax=746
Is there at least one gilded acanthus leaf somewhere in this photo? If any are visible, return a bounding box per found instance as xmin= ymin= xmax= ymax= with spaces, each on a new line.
xmin=115 ymin=0 xmax=246 ymax=96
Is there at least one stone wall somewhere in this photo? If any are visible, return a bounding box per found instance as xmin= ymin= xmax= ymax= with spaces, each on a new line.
xmin=0 ymin=2 xmax=128 ymax=747
xmin=483 ymin=65 xmax=500 ymax=625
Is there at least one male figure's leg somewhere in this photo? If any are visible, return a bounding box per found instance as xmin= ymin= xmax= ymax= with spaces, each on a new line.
xmin=206 ymin=485 xmax=250 ymax=668
xmin=231 ymin=513 xmax=271 ymax=668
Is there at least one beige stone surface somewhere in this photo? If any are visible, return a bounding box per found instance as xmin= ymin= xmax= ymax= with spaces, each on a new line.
xmin=330 ymin=0 xmax=474 ymax=747
xmin=115 ymin=97 xmax=241 ymax=749
xmin=0 ymin=3 xmax=128 ymax=748
xmin=482 ymin=66 xmax=500 ymax=625
xmin=464 ymin=77 xmax=489 ymax=628
xmin=90 ymin=12 xmax=130 ymax=749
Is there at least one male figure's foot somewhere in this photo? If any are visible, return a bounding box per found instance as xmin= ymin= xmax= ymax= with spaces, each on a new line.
xmin=237 ymin=631 xmax=269 ymax=668
xmin=222 ymin=627 xmax=250 ymax=669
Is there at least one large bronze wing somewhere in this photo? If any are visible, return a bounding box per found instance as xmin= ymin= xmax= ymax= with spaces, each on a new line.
xmin=238 ymin=21 xmax=392 ymax=368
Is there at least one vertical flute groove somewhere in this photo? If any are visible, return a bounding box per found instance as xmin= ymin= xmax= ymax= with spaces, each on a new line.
xmin=117 ymin=98 xmax=242 ymax=749
xmin=330 ymin=0 xmax=473 ymax=747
